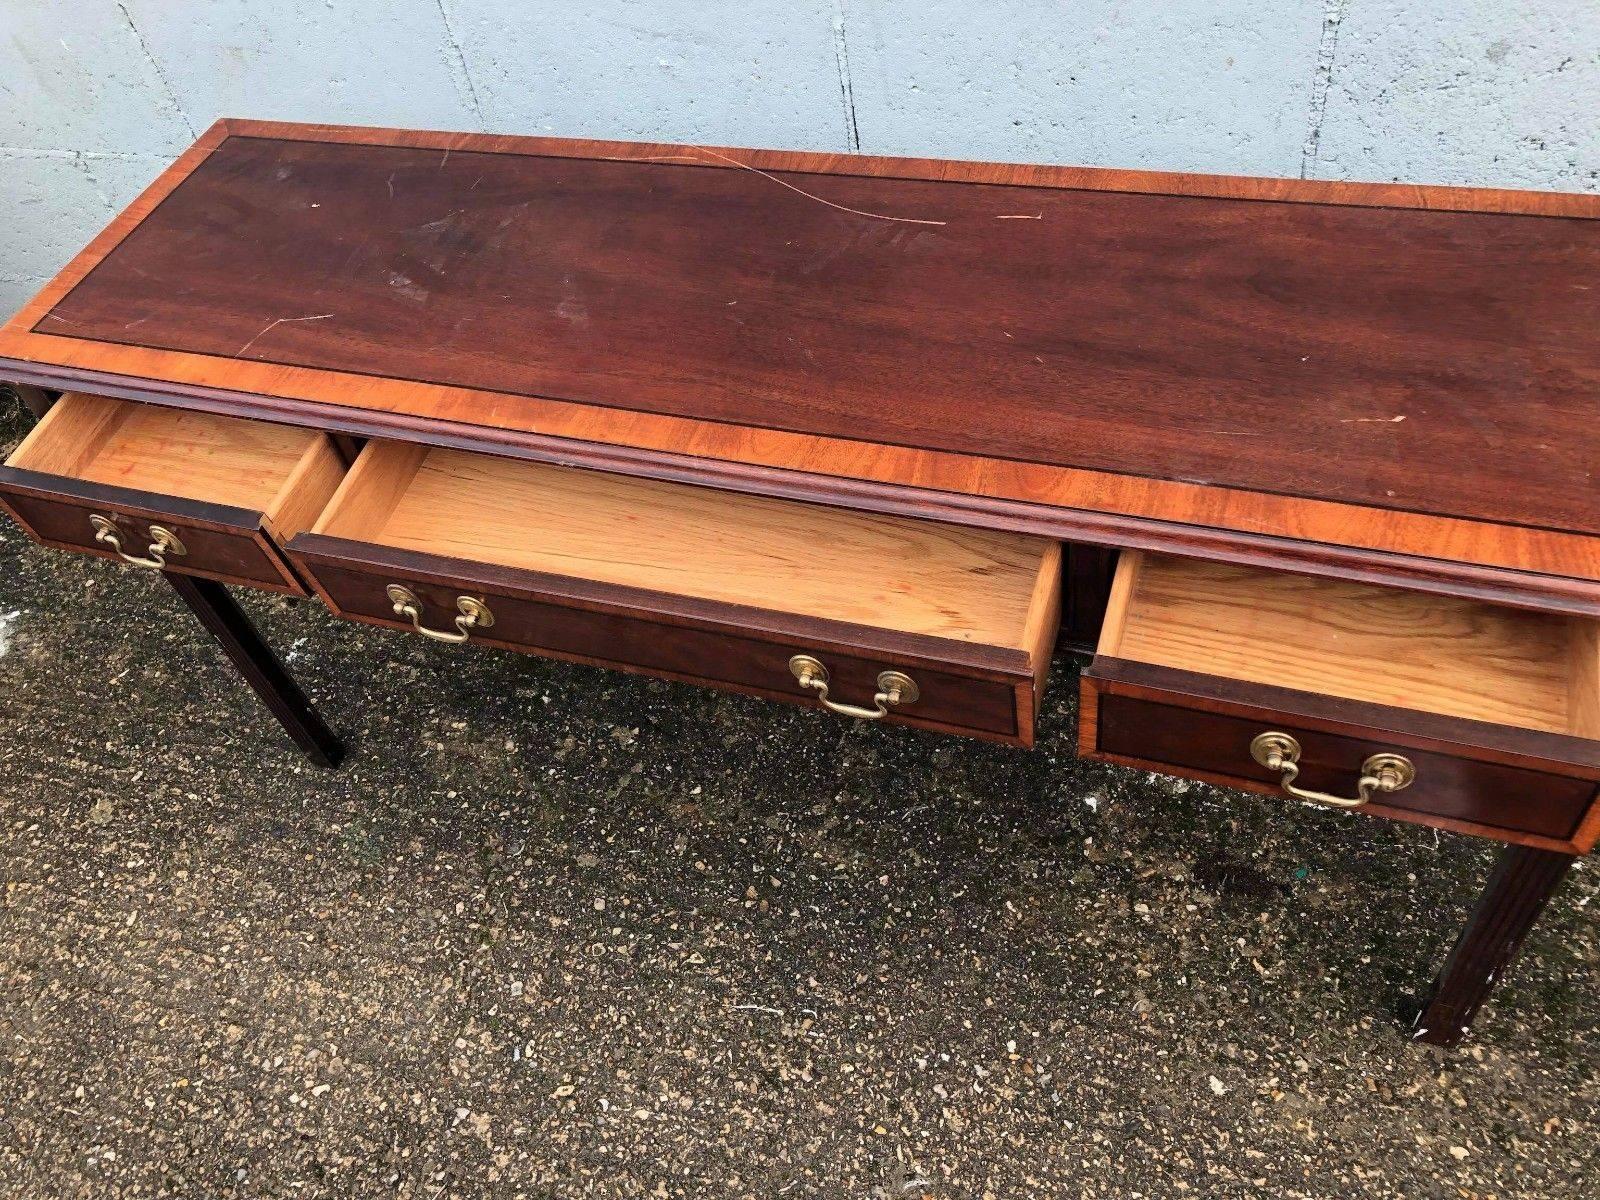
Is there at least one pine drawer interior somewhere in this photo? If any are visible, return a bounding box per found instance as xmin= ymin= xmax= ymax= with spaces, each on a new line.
xmin=5 ymin=392 xmax=339 ymax=538
xmin=1101 ymin=552 xmax=1600 ymax=737
xmin=310 ymin=440 xmax=1062 ymax=656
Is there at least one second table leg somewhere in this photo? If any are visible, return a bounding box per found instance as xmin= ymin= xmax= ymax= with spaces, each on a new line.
xmin=164 ymin=572 xmax=345 ymax=769
xmin=1410 ymin=843 xmax=1575 ymax=1047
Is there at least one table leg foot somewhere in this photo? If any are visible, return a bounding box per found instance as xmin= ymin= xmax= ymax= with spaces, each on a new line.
xmin=164 ymin=572 xmax=345 ymax=768
xmin=1409 ymin=844 xmax=1574 ymax=1047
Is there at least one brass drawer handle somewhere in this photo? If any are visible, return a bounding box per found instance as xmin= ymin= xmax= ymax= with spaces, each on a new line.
xmin=1249 ymin=732 xmax=1415 ymax=810
xmin=386 ymin=584 xmax=495 ymax=644
xmin=788 ymin=654 xmax=919 ymax=720
xmin=89 ymin=513 xmax=186 ymax=569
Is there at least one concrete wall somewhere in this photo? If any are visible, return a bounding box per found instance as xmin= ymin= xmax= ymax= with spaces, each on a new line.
xmin=2 ymin=1 xmax=1596 ymax=317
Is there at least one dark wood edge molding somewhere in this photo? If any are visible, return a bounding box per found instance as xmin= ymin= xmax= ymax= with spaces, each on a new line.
xmin=1086 ymin=657 xmax=1600 ymax=775
xmin=219 ymin=118 xmax=1600 ymax=218
xmin=7 ymin=360 xmax=1599 ymax=620
xmin=286 ymin=532 xmax=1034 ymax=681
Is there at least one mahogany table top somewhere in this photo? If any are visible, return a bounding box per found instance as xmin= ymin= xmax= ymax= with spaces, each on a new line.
xmin=4 ymin=119 xmax=1599 ymax=611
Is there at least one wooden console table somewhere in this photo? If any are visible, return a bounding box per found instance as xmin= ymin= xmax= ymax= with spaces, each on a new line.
xmin=4 ymin=120 xmax=1598 ymax=1047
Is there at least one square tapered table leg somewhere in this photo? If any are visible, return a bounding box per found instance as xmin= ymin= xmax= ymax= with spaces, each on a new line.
xmin=164 ymin=572 xmax=344 ymax=768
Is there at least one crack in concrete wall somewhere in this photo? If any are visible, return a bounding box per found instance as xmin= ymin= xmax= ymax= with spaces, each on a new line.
xmin=0 ymin=146 xmax=165 ymax=161
xmin=0 ymin=146 xmax=164 ymax=215
xmin=67 ymin=152 xmax=116 ymax=215
xmin=115 ymin=0 xmax=196 ymax=140
xmin=434 ymin=0 xmax=487 ymax=130
xmin=1301 ymin=0 xmax=1350 ymax=178
xmin=831 ymin=1 xmax=862 ymax=153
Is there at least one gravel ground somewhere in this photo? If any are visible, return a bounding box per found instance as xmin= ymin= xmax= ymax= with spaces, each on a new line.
xmin=0 ymin=398 xmax=1595 ymax=1199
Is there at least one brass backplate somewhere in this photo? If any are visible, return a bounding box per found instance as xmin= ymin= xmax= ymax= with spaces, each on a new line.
xmin=1361 ymin=752 xmax=1416 ymax=792
xmin=789 ymin=654 xmax=828 ymax=685
xmin=876 ymin=669 xmax=920 ymax=705
xmin=456 ymin=595 xmax=495 ymax=628
xmin=1249 ymin=731 xmax=1300 ymax=768
xmin=147 ymin=524 xmax=187 ymax=556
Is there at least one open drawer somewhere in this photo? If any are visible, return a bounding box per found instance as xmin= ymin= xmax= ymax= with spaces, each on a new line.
xmin=287 ymin=442 xmax=1062 ymax=744
xmin=0 ymin=393 xmax=344 ymax=594
xmin=1081 ymin=552 xmax=1600 ymax=851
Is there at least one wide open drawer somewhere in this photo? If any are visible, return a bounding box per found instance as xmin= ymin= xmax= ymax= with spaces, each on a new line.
xmin=287 ymin=442 xmax=1062 ymax=744
xmin=1081 ymin=552 xmax=1600 ymax=852
xmin=0 ymin=393 xmax=343 ymax=594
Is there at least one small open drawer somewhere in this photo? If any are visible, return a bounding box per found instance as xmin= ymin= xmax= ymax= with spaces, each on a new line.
xmin=287 ymin=442 xmax=1062 ymax=744
xmin=0 ymin=393 xmax=344 ymax=593
xmin=1081 ymin=552 xmax=1600 ymax=851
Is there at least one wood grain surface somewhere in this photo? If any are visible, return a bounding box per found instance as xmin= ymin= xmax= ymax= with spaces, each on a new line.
xmin=0 ymin=392 xmax=342 ymax=593
xmin=1079 ymin=658 xmax=1600 ymax=851
xmin=4 ymin=120 xmax=1600 ymax=608
xmin=315 ymin=441 xmax=1056 ymax=652
xmin=1089 ymin=686 xmax=1598 ymax=848
xmin=7 ymin=392 xmax=336 ymax=521
xmin=87 ymin=403 xmax=324 ymax=517
xmin=288 ymin=534 xmax=1040 ymax=744
xmin=1106 ymin=552 xmax=1599 ymax=735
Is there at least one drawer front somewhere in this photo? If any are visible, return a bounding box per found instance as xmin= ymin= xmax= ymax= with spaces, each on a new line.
xmin=0 ymin=471 xmax=304 ymax=594
xmin=303 ymin=558 xmax=1029 ymax=743
xmin=1083 ymin=676 xmax=1599 ymax=847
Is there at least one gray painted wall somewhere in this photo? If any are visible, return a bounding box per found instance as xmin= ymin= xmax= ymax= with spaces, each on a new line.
xmin=2 ymin=1 xmax=1596 ymax=318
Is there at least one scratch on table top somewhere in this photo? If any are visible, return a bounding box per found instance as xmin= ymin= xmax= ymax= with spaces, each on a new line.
xmin=235 ymin=312 xmax=334 ymax=357
xmin=995 ymin=213 xmax=1043 ymax=219
xmin=595 ymin=148 xmax=947 ymax=226
xmin=1340 ymin=415 xmax=1407 ymax=423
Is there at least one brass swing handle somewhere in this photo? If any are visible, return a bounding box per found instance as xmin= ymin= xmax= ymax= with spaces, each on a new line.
xmin=788 ymin=654 xmax=920 ymax=720
xmin=386 ymin=584 xmax=495 ymax=644
xmin=89 ymin=513 xmax=186 ymax=569
xmin=1249 ymin=732 xmax=1415 ymax=810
